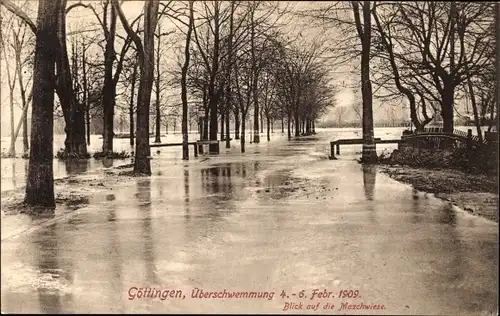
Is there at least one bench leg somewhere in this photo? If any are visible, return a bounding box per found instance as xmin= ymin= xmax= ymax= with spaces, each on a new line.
xmin=329 ymin=143 xmax=336 ymax=160
xmin=336 ymin=144 xmax=340 ymax=155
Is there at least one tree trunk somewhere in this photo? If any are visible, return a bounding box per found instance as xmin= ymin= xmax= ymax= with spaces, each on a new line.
xmin=1 ymin=20 xmax=18 ymax=157
xmin=442 ymin=1 xmax=456 ymax=134
xmin=1 ymin=29 xmax=17 ymax=156
xmin=266 ymin=115 xmax=270 ymax=141
xmin=225 ymin=1 xmax=234 ymax=149
xmin=466 ymin=77 xmax=483 ymax=142
xmin=281 ymin=116 xmax=284 ymax=133
xmin=260 ymin=113 xmax=263 ymax=134
xmin=181 ymin=2 xmax=193 ymax=160
xmin=220 ymin=110 xmax=225 ymax=140
xmin=208 ymin=1 xmax=221 ymax=154
xmin=133 ymin=0 xmax=159 ymax=175
xmin=250 ymin=6 xmax=259 ymax=144
xmin=294 ymin=113 xmax=300 ymax=137
xmin=15 ymin=44 xmax=29 ymax=155
xmin=101 ymin=3 xmax=117 ymax=153
xmin=154 ymin=98 xmax=161 ymax=143
xmin=154 ymin=25 xmax=162 ymax=144
xmin=57 ymin=0 xmax=87 ymax=157
xmin=234 ymin=107 xmax=240 ymax=139
xmin=225 ymin=110 xmax=230 ymax=148
xmin=441 ymin=80 xmax=454 ymax=133
xmin=203 ymin=108 xmax=209 ymax=140
xmin=287 ymin=114 xmax=291 ymax=140
xmin=23 ymin=106 xmax=29 ymax=154
xmin=8 ymin=83 xmax=16 ymax=157
xmin=129 ymin=60 xmax=138 ymax=146
xmin=82 ymin=39 xmax=90 ymax=146
xmin=240 ymin=114 xmax=246 ymax=153
xmin=208 ymin=97 xmax=218 ymax=152
xmin=25 ymin=0 xmax=60 ymax=207
xmin=101 ymin=83 xmax=116 ymax=153
xmin=355 ymin=0 xmax=377 ymax=163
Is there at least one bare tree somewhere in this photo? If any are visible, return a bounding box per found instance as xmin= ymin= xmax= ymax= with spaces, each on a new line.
xmin=153 ymin=23 xmax=175 ymax=144
xmin=24 ymin=0 xmax=61 ymax=207
xmin=113 ymin=0 xmax=160 ymax=175
xmin=334 ymin=106 xmax=349 ymax=127
xmin=352 ymin=1 xmax=376 ymax=163
xmin=0 ymin=14 xmax=18 ymax=157
xmin=181 ymin=2 xmax=194 ymax=159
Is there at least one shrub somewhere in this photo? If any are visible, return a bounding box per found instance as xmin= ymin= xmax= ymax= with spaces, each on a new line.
xmin=55 ymin=148 xmax=91 ymax=159
xmin=1 ymin=152 xmax=15 ymax=158
xmin=93 ymin=150 xmax=131 ymax=159
xmin=380 ymin=146 xmax=497 ymax=175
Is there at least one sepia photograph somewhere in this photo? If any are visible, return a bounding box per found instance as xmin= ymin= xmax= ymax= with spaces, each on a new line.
xmin=0 ymin=0 xmax=498 ymax=314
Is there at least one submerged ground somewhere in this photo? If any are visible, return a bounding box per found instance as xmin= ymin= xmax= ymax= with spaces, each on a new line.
xmin=1 ymin=129 xmax=498 ymax=314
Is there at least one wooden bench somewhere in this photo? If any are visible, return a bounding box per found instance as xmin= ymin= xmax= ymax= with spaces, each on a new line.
xmin=150 ymin=142 xmax=199 ymax=157
xmin=329 ymin=137 xmax=405 ymax=159
xmin=196 ymin=140 xmax=220 ymax=154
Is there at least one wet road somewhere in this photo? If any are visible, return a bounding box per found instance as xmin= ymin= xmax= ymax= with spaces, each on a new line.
xmin=1 ymin=131 xmax=498 ymax=314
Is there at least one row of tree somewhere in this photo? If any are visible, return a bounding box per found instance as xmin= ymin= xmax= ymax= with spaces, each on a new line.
xmin=301 ymin=1 xmax=498 ymax=162
xmin=0 ymin=0 xmax=334 ymax=207
xmin=2 ymin=0 xmax=498 ymax=207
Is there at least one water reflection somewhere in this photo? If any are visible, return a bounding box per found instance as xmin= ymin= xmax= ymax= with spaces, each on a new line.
xmin=30 ymin=211 xmax=62 ymax=314
xmin=436 ymin=202 xmax=457 ymax=226
xmin=64 ymin=160 xmax=89 ymax=175
xmin=184 ymin=168 xmax=190 ymax=220
xmin=199 ymin=163 xmax=247 ymax=220
xmin=12 ymin=159 xmax=17 ymax=189
xmin=210 ymin=168 xmax=220 ymax=194
xmin=106 ymin=192 xmax=123 ymax=313
xmin=241 ymin=163 xmax=247 ymax=177
xmin=362 ymin=164 xmax=376 ymax=201
xmin=102 ymin=158 xmax=114 ymax=168
xmin=200 ymin=164 xmax=248 ymax=199
xmin=422 ymin=203 xmax=466 ymax=309
xmin=136 ymin=179 xmax=157 ymax=285
xmin=410 ymin=189 xmax=424 ymax=224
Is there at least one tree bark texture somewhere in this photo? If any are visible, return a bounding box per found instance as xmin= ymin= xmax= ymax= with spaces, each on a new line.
xmin=25 ymin=0 xmax=60 ymax=207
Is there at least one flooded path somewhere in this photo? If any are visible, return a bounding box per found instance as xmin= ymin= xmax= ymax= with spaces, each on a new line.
xmin=1 ymin=130 xmax=498 ymax=314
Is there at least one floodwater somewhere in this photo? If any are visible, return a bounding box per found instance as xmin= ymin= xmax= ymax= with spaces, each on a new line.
xmin=1 ymin=128 xmax=498 ymax=314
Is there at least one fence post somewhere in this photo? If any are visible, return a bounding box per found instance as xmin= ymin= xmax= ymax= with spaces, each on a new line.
xmin=467 ymin=129 xmax=473 ymax=152
xmin=467 ymin=129 xmax=473 ymax=171
xmin=329 ymin=142 xmax=336 ymax=160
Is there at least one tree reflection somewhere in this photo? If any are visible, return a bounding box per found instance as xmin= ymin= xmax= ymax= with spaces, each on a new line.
xmin=136 ymin=179 xmax=157 ymax=285
xmin=64 ymin=159 xmax=89 ymax=175
xmin=362 ymin=164 xmax=376 ymax=201
xmin=410 ymin=189 xmax=424 ymax=223
xmin=102 ymin=158 xmax=114 ymax=168
xmin=184 ymin=167 xmax=190 ymax=220
xmin=30 ymin=212 xmax=63 ymax=314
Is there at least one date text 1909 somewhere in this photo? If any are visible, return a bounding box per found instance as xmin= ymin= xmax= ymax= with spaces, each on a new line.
xmin=280 ymin=289 xmax=361 ymax=300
